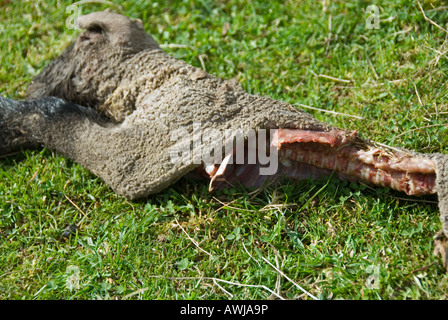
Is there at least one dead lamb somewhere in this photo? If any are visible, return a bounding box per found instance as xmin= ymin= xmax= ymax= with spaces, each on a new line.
xmin=1 ymin=11 xmax=448 ymax=268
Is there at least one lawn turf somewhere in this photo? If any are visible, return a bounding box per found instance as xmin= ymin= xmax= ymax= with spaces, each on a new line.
xmin=1 ymin=0 xmax=448 ymax=299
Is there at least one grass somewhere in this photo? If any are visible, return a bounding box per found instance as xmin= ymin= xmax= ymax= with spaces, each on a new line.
xmin=1 ymin=0 xmax=448 ymax=300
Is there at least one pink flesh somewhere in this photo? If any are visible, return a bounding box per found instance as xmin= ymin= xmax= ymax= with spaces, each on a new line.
xmin=204 ymin=129 xmax=437 ymax=196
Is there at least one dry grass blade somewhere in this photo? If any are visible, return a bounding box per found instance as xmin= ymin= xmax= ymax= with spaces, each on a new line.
xmin=174 ymin=217 xmax=212 ymax=257
xmin=212 ymin=278 xmax=234 ymax=298
xmin=64 ymin=194 xmax=88 ymax=219
xmin=418 ymin=1 xmax=448 ymax=34
xmin=145 ymin=275 xmax=285 ymax=300
xmin=260 ymin=256 xmax=319 ymax=300
xmin=123 ymin=288 xmax=149 ymax=299
xmin=295 ymin=103 xmax=364 ymax=119
xmin=318 ymin=74 xmax=351 ymax=83
xmin=212 ymin=197 xmax=256 ymax=212
xmin=242 ymin=242 xmax=262 ymax=268
xmin=414 ymin=83 xmax=423 ymax=106
xmin=393 ymin=123 xmax=447 ymax=139
xmin=160 ymin=43 xmax=195 ymax=50
xmin=71 ymin=0 xmax=123 ymax=10
xmin=427 ymin=6 xmax=448 ymax=12
xmin=242 ymin=242 xmax=318 ymax=300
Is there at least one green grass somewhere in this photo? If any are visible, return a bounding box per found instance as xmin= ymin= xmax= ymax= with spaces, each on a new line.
xmin=1 ymin=0 xmax=448 ymax=299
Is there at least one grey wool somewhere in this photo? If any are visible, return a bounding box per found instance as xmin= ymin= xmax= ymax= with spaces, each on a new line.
xmin=11 ymin=11 xmax=330 ymax=200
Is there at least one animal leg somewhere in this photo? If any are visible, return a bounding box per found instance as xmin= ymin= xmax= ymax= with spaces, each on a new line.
xmin=0 ymin=96 xmax=196 ymax=199
xmin=208 ymin=128 xmax=437 ymax=197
